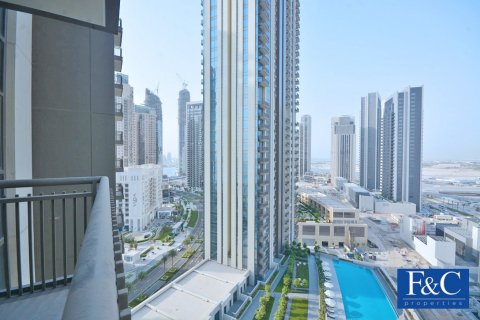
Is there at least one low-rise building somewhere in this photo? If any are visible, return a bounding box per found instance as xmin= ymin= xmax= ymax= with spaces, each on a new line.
xmin=413 ymin=235 xmax=456 ymax=266
xmin=132 ymin=260 xmax=250 ymax=320
xmin=298 ymin=192 xmax=368 ymax=248
xmin=439 ymin=219 xmax=480 ymax=263
xmin=344 ymin=183 xmax=370 ymax=208
xmin=359 ymin=195 xmax=416 ymax=215
xmin=333 ymin=177 xmax=348 ymax=190
xmin=116 ymin=164 xmax=163 ymax=231
xmin=400 ymin=215 xmax=456 ymax=267
xmin=298 ymin=221 xmax=368 ymax=248
xmin=300 ymin=192 xmax=358 ymax=224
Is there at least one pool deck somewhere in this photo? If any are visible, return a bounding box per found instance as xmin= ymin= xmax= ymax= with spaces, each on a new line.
xmin=320 ymin=256 xmax=347 ymax=320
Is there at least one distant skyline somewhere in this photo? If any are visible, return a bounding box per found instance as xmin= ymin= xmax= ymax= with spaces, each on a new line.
xmin=120 ymin=0 xmax=480 ymax=161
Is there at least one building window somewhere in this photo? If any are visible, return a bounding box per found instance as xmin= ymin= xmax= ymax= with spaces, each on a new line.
xmin=0 ymin=7 xmax=5 ymax=176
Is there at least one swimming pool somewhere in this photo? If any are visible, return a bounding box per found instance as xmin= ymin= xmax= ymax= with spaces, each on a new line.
xmin=333 ymin=260 xmax=397 ymax=320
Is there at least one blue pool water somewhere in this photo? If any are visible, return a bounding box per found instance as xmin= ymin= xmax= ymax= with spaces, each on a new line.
xmin=333 ymin=260 xmax=397 ymax=320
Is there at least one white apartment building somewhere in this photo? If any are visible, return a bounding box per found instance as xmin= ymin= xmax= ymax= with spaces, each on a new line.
xmin=331 ymin=115 xmax=356 ymax=182
xmin=116 ymin=165 xmax=162 ymax=232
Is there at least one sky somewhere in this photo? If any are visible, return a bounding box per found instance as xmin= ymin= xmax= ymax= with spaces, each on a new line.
xmin=120 ymin=0 xmax=480 ymax=162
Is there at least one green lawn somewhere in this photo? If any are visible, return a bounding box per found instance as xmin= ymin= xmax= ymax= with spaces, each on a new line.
xmin=182 ymin=249 xmax=195 ymax=258
xmin=274 ymin=269 xmax=288 ymax=293
xmin=160 ymin=267 xmax=178 ymax=281
xmin=129 ymin=294 xmax=147 ymax=308
xmin=187 ymin=210 xmax=199 ymax=228
xmin=254 ymin=294 xmax=275 ymax=320
xmin=267 ymin=270 xmax=279 ymax=285
xmin=289 ymin=298 xmax=308 ymax=320
xmin=265 ymin=296 xmax=275 ymax=319
xmin=295 ymin=261 xmax=309 ymax=281
xmin=156 ymin=226 xmax=172 ymax=242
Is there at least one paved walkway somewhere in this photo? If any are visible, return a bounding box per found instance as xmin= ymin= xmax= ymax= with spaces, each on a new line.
xmin=284 ymin=298 xmax=292 ymax=320
xmin=241 ymin=290 xmax=265 ymax=320
xmin=320 ymin=256 xmax=346 ymax=320
xmin=307 ymin=255 xmax=320 ymax=319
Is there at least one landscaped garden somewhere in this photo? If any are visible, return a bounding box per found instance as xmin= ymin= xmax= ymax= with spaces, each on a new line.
xmin=129 ymin=294 xmax=147 ymax=308
xmin=187 ymin=210 xmax=199 ymax=227
xmin=317 ymin=259 xmax=327 ymax=319
xmin=289 ymin=298 xmax=308 ymax=319
xmin=160 ymin=267 xmax=178 ymax=281
xmin=156 ymin=225 xmax=173 ymax=242
xmin=293 ymin=260 xmax=309 ymax=289
xmin=296 ymin=202 xmax=321 ymax=222
xmin=182 ymin=249 xmax=195 ymax=258
xmin=254 ymin=285 xmax=275 ymax=320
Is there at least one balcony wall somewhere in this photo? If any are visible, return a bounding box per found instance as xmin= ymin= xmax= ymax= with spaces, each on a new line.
xmin=31 ymin=15 xmax=115 ymax=187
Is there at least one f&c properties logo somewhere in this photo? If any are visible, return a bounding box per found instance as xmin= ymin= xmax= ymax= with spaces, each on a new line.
xmin=397 ymin=269 xmax=469 ymax=309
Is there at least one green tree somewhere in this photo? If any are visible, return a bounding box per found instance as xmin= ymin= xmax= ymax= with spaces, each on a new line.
xmin=161 ymin=255 xmax=168 ymax=271
xmin=293 ymin=278 xmax=300 ymax=287
xmin=265 ymin=284 xmax=271 ymax=293
xmin=138 ymin=271 xmax=146 ymax=281
xmin=169 ymin=249 xmax=177 ymax=268
xmin=255 ymin=304 xmax=267 ymax=320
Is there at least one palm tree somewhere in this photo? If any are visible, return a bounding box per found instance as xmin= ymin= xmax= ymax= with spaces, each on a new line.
xmin=169 ymin=249 xmax=177 ymax=268
xmin=161 ymin=255 xmax=168 ymax=271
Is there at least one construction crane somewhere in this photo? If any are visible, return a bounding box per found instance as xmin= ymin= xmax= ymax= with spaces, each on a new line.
xmin=176 ymin=73 xmax=188 ymax=89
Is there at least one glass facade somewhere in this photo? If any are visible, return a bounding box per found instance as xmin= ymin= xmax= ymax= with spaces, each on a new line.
xmin=209 ymin=0 xmax=218 ymax=260
xmin=0 ymin=7 xmax=5 ymax=291
xmin=242 ymin=0 xmax=248 ymax=269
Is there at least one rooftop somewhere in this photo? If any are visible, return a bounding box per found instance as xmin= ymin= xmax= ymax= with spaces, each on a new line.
xmin=444 ymin=225 xmax=471 ymax=238
xmin=309 ymin=193 xmax=354 ymax=211
xmin=132 ymin=260 xmax=249 ymax=319
xmin=343 ymin=183 xmax=369 ymax=193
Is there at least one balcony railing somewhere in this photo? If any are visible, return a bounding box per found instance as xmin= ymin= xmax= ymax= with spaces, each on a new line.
xmin=0 ymin=176 xmax=129 ymax=319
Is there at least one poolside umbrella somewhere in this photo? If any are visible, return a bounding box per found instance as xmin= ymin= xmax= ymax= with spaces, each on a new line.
xmin=324 ymin=282 xmax=334 ymax=289
xmin=325 ymin=298 xmax=337 ymax=308
xmin=325 ymin=290 xmax=335 ymax=298
xmin=324 ymin=271 xmax=333 ymax=278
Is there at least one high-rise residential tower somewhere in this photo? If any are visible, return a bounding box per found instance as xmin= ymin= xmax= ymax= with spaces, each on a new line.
xmin=145 ymin=89 xmax=163 ymax=165
xmin=381 ymin=86 xmax=423 ymax=211
xmin=186 ymin=102 xmax=204 ymax=190
xmin=135 ymin=105 xmax=157 ymax=165
xmin=178 ymin=86 xmax=190 ymax=176
xmin=203 ymin=0 xmax=300 ymax=282
xmin=122 ymin=75 xmax=135 ymax=167
xmin=299 ymin=114 xmax=312 ymax=177
xmin=331 ymin=116 xmax=356 ymax=182
xmin=360 ymin=93 xmax=381 ymax=190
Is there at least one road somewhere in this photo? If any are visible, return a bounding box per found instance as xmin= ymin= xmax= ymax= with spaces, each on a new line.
xmin=128 ymin=191 xmax=204 ymax=303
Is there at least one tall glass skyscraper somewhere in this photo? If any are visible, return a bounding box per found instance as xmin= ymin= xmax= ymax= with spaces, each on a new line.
xmin=331 ymin=116 xmax=356 ymax=182
xmin=381 ymin=86 xmax=423 ymax=212
xmin=360 ymin=92 xmax=381 ymax=191
xmin=202 ymin=0 xmax=300 ymax=283
xmin=178 ymin=87 xmax=190 ymax=175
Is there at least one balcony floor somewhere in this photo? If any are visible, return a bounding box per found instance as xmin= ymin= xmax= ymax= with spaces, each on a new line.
xmin=0 ymin=286 xmax=69 ymax=320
